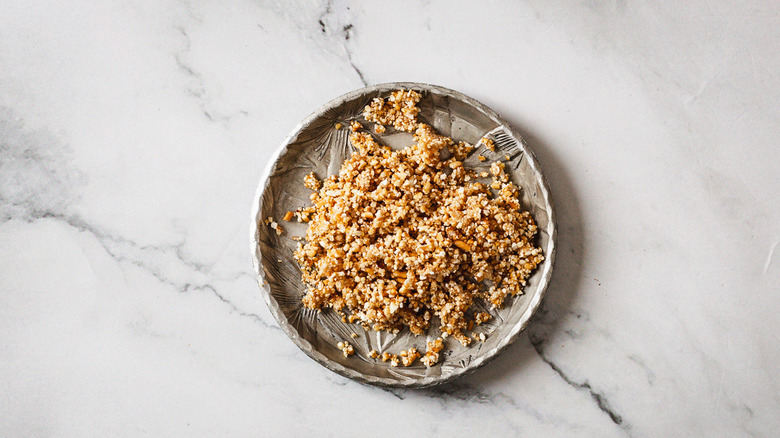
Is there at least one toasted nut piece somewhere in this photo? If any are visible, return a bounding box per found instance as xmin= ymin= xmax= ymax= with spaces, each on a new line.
xmin=454 ymin=240 xmax=471 ymax=252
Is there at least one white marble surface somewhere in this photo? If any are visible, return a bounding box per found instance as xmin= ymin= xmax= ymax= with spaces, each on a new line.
xmin=1 ymin=1 xmax=778 ymax=436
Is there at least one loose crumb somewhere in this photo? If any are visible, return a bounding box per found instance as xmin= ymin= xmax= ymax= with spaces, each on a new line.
xmin=337 ymin=341 xmax=355 ymax=357
xmin=363 ymin=89 xmax=421 ymax=132
xmin=265 ymin=217 xmax=283 ymax=235
xmin=421 ymin=338 xmax=444 ymax=367
xmin=283 ymin=211 xmax=295 ymax=221
xmin=350 ymin=120 xmax=362 ymax=132
xmin=481 ymin=137 xmax=496 ymax=151
xmin=374 ymin=124 xmax=386 ymax=134
xmin=335 ymin=122 xmax=343 ymax=130
xmin=490 ymin=161 xmax=505 ymax=177
xmin=400 ymin=347 xmax=421 ymax=366
xmin=474 ymin=312 xmax=492 ymax=325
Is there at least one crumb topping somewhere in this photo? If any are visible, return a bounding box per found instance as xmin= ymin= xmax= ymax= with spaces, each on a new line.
xmin=293 ymin=89 xmax=544 ymax=362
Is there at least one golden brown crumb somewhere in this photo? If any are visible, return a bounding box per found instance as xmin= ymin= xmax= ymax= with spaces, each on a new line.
xmin=335 ymin=122 xmax=343 ymax=130
xmin=337 ymin=341 xmax=355 ymax=357
xmin=296 ymin=91 xmax=544 ymax=350
xmin=478 ymin=155 xmax=486 ymax=162
xmin=380 ymin=351 xmax=401 ymax=366
xmin=481 ymin=137 xmax=496 ymax=151
xmin=350 ymin=120 xmax=361 ymax=132
xmin=374 ymin=124 xmax=386 ymax=134
xmin=400 ymin=347 xmax=420 ymax=366
xmin=474 ymin=312 xmax=492 ymax=325
xmin=303 ymin=172 xmax=321 ymax=191
xmin=421 ymin=338 xmax=444 ymax=367
xmin=373 ymin=343 xmax=437 ymax=367
xmin=283 ymin=211 xmax=295 ymax=221
xmin=490 ymin=161 xmax=504 ymax=176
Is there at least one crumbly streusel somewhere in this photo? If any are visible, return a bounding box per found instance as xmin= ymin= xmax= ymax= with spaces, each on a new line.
xmin=363 ymin=89 xmax=421 ymax=132
xmin=293 ymin=89 xmax=543 ymax=357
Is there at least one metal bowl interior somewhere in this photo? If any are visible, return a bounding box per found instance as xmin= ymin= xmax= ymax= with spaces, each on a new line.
xmin=251 ymin=82 xmax=556 ymax=388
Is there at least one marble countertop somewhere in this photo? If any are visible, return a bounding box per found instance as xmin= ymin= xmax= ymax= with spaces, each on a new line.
xmin=2 ymin=1 xmax=778 ymax=436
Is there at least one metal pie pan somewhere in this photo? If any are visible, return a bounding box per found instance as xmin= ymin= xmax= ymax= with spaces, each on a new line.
xmin=251 ymin=82 xmax=556 ymax=388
